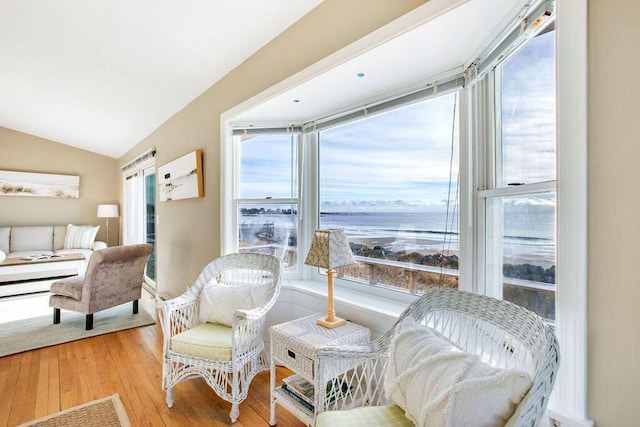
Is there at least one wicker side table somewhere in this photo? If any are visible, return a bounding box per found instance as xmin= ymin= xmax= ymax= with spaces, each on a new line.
xmin=269 ymin=313 xmax=370 ymax=426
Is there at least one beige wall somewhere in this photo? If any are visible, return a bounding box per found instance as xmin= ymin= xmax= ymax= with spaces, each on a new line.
xmin=119 ymin=0 xmax=428 ymax=297
xmin=116 ymin=0 xmax=640 ymax=424
xmin=0 ymin=127 xmax=119 ymax=245
xmin=588 ymin=0 xmax=640 ymax=425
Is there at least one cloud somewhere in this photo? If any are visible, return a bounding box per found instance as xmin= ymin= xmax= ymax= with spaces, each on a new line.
xmin=240 ymin=32 xmax=555 ymax=205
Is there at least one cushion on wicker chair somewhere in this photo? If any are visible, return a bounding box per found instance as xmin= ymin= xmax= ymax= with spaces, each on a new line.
xmin=199 ymin=282 xmax=271 ymax=326
xmin=170 ymin=323 xmax=233 ymax=360
xmin=385 ymin=317 xmax=532 ymax=427
xmin=316 ymin=403 xmax=414 ymax=427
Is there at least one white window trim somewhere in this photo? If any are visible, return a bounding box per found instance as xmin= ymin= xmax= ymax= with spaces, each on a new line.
xmin=551 ymin=0 xmax=590 ymax=424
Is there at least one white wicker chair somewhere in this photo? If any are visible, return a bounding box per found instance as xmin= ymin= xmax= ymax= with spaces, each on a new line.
xmin=314 ymin=289 xmax=560 ymax=427
xmin=157 ymin=253 xmax=282 ymax=423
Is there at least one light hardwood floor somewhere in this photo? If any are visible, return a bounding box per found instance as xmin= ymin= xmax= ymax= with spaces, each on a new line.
xmin=0 ymin=317 xmax=305 ymax=426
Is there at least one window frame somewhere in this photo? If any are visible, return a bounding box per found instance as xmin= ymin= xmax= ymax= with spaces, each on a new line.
xmin=231 ymin=131 xmax=304 ymax=276
xmin=468 ymin=2 xmax=589 ymax=421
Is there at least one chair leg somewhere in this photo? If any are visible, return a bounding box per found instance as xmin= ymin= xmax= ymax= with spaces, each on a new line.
xmin=133 ymin=299 xmax=139 ymax=314
xmin=230 ymin=403 xmax=239 ymax=423
xmin=166 ymin=388 xmax=174 ymax=408
xmin=53 ymin=308 xmax=60 ymax=324
xmin=85 ymin=314 xmax=93 ymax=330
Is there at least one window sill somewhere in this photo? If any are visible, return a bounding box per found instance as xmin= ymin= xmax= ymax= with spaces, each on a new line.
xmin=284 ymin=279 xmax=415 ymax=320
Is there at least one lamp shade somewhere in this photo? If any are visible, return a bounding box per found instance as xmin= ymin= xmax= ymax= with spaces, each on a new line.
xmin=97 ymin=204 xmax=119 ymax=218
xmin=305 ymin=229 xmax=355 ymax=270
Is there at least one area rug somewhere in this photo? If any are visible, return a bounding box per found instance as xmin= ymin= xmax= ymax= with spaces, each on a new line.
xmin=18 ymin=393 xmax=131 ymax=427
xmin=0 ymin=293 xmax=156 ymax=357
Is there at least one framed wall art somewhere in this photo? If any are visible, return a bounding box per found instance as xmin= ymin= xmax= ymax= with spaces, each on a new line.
xmin=0 ymin=170 xmax=80 ymax=198
xmin=158 ymin=150 xmax=204 ymax=202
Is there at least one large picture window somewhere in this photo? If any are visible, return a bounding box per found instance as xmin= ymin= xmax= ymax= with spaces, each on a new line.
xmin=318 ymin=93 xmax=460 ymax=294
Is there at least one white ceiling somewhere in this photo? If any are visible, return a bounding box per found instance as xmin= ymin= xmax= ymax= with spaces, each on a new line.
xmin=233 ymin=0 xmax=525 ymax=126
xmin=0 ymin=0 xmax=526 ymax=159
xmin=0 ymin=0 xmax=323 ymax=158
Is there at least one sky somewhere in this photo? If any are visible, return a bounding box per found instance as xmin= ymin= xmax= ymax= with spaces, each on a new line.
xmin=240 ymin=30 xmax=556 ymax=213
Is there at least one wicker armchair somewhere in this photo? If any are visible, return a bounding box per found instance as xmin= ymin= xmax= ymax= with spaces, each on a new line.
xmin=157 ymin=253 xmax=282 ymax=423
xmin=314 ymin=289 xmax=560 ymax=427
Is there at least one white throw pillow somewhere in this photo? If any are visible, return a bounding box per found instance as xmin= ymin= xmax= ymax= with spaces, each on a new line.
xmin=63 ymin=224 xmax=100 ymax=249
xmin=384 ymin=317 xmax=532 ymax=427
xmin=199 ymin=282 xmax=271 ymax=326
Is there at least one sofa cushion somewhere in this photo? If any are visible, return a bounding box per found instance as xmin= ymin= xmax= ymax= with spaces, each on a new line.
xmin=384 ymin=317 xmax=532 ymax=427
xmin=64 ymin=224 xmax=99 ymax=250
xmin=53 ymin=225 xmax=68 ymax=251
xmin=0 ymin=227 xmax=9 ymax=254
xmin=10 ymin=226 xmax=53 ymax=252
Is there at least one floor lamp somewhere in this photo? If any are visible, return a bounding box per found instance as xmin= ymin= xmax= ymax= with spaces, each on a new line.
xmin=304 ymin=229 xmax=356 ymax=329
xmin=97 ymin=204 xmax=119 ymax=247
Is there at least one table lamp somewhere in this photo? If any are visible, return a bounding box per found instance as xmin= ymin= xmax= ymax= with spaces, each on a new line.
xmin=305 ymin=229 xmax=355 ymax=328
xmin=97 ymin=204 xmax=119 ymax=247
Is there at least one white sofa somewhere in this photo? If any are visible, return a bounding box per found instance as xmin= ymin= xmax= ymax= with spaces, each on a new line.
xmin=0 ymin=225 xmax=106 ymax=282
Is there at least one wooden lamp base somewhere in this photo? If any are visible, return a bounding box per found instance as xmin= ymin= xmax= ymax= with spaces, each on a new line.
xmin=317 ymin=269 xmax=346 ymax=329
xmin=317 ymin=315 xmax=346 ymax=329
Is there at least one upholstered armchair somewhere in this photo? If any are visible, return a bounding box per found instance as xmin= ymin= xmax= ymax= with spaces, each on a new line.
xmin=49 ymin=244 xmax=153 ymax=330
xmin=157 ymin=252 xmax=283 ymax=423
xmin=314 ymin=289 xmax=560 ymax=427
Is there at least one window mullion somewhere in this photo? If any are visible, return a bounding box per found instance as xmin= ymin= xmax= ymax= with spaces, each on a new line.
xmin=479 ymin=180 xmax=556 ymax=199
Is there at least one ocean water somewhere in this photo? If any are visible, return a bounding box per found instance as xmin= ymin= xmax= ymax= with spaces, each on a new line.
xmin=239 ymin=209 xmax=556 ymax=267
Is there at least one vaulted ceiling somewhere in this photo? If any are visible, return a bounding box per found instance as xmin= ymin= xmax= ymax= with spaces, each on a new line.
xmin=0 ymin=0 xmax=323 ymax=158
xmin=0 ymin=0 xmax=526 ymax=159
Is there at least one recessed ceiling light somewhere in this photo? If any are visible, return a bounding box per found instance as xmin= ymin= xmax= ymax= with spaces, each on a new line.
xmin=356 ymin=72 xmax=365 ymax=78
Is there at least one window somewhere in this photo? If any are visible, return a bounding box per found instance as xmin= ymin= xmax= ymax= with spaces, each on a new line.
xmin=318 ymin=94 xmax=460 ymax=294
xmin=234 ymin=132 xmax=300 ymax=273
xmin=480 ymin=25 xmax=556 ymax=322
xmin=122 ymin=151 xmax=156 ymax=289
xmin=224 ymin=0 xmax=587 ymax=421
xmin=230 ymin=92 xmax=460 ymax=293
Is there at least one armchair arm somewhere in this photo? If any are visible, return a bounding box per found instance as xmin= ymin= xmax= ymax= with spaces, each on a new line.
xmin=92 ymin=241 xmax=107 ymax=251
xmin=230 ymin=285 xmax=280 ymax=356
xmin=157 ymin=294 xmax=200 ymax=340
xmin=316 ymin=339 xmax=390 ymax=413
xmin=231 ymin=306 xmax=270 ymax=357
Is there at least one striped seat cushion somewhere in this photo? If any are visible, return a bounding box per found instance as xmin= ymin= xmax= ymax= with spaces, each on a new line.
xmin=315 ymin=404 xmax=414 ymax=427
xmin=170 ymin=323 xmax=233 ymax=360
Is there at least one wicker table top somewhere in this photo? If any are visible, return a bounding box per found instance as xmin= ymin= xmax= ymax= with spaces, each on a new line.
xmin=271 ymin=313 xmax=370 ymax=360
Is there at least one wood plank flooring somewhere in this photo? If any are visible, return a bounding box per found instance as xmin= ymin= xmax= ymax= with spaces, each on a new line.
xmin=0 ymin=319 xmax=306 ymax=426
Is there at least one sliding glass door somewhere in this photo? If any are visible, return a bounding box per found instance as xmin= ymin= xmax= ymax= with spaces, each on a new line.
xmin=123 ymin=159 xmax=156 ymax=291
